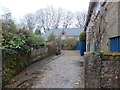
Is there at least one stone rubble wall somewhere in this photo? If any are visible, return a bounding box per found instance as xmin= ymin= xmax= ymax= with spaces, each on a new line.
xmin=84 ymin=53 xmax=120 ymax=88
xmin=2 ymin=47 xmax=50 ymax=85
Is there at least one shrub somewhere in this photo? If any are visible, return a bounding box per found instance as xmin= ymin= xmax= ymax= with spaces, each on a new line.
xmin=2 ymin=18 xmax=46 ymax=86
xmin=60 ymin=39 xmax=77 ymax=50
xmin=47 ymin=43 xmax=57 ymax=54
xmin=47 ymin=33 xmax=55 ymax=42
xmin=79 ymin=32 xmax=86 ymax=42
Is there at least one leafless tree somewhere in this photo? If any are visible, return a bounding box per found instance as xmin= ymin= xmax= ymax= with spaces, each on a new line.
xmin=1 ymin=8 xmax=12 ymax=22
xmin=23 ymin=6 xmax=87 ymax=33
xmin=62 ymin=11 xmax=74 ymax=28
xmin=90 ymin=5 xmax=108 ymax=51
xmin=17 ymin=18 xmax=27 ymax=30
xmin=23 ymin=13 xmax=36 ymax=31
xmin=34 ymin=26 xmax=42 ymax=35
xmin=36 ymin=9 xmax=46 ymax=31
xmin=75 ymin=11 xmax=87 ymax=28
xmin=44 ymin=6 xmax=56 ymax=30
xmin=36 ymin=6 xmax=65 ymax=32
xmin=95 ymin=8 xmax=108 ymax=50
xmin=52 ymin=8 xmax=64 ymax=29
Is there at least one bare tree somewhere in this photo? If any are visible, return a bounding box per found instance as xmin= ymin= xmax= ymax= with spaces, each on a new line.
xmin=23 ymin=13 xmax=36 ymax=31
xmin=95 ymin=8 xmax=108 ymax=50
xmin=90 ymin=5 xmax=108 ymax=51
xmin=36 ymin=9 xmax=46 ymax=32
xmin=62 ymin=11 xmax=74 ymax=28
xmin=36 ymin=9 xmax=51 ymax=32
xmin=1 ymin=8 xmax=12 ymax=22
xmin=34 ymin=26 xmax=42 ymax=35
xmin=44 ymin=6 xmax=56 ymax=30
xmin=17 ymin=18 xmax=27 ymax=30
xmin=75 ymin=11 xmax=87 ymax=28
xmin=22 ymin=6 xmax=86 ymax=33
xmin=52 ymin=8 xmax=64 ymax=29
xmin=36 ymin=6 xmax=65 ymax=32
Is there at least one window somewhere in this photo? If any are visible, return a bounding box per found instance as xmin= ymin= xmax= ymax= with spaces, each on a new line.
xmin=94 ymin=40 xmax=97 ymax=52
xmin=110 ymin=36 xmax=120 ymax=52
xmin=61 ymin=35 xmax=66 ymax=40
xmin=87 ymin=42 xmax=90 ymax=52
xmin=62 ymin=32 xmax=65 ymax=35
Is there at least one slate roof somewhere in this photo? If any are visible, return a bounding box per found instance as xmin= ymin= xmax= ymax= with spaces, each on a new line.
xmin=42 ymin=28 xmax=83 ymax=40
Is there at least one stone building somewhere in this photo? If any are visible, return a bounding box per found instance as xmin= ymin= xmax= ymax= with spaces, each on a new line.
xmin=42 ymin=28 xmax=83 ymax=50
xmin=85 ymin=1 xmax=120 ymax=52
xmin=43 ymin=28 xmax=83 ymax=41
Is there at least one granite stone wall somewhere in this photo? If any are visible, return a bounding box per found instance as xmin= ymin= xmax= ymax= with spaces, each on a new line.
xmin=84 ymin=53 xmax=120 ymax=88
xmin=2 ymin=47 xmax=50 ymax=85
xmin=84 ymin=53 xmax=101 ymax=88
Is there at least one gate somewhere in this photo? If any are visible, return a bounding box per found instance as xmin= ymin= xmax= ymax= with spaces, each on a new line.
xmin=75 ymin=41 xmax=86 ymax=56
xmin=75 ymin=41 xmax=80 ymax=50
xmin=79 ymin=41 xmax=86 ymax=56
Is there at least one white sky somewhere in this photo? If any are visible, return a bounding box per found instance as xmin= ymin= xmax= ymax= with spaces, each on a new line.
xmin=0 ymin=0 xmax=90 ymax=21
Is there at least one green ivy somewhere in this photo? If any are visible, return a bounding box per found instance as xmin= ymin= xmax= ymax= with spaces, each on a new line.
xmin=79 ymin=32 xmax=86 ymax=42
xmin=2 ymin=18 xmax=46 ymax=85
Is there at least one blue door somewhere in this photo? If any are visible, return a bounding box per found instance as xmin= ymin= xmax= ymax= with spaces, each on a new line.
xmin=75 ymin=41 xmax=80 ymax=50
xmin=79 ymin=41 xmax=86 ymax=56
xmin=87 ymin=42 xmax=90 ymax=52
xmin=110 ymin=36 xmax=120 ymax=52
xmin=94 ymin=40 xmax=97 ymax=52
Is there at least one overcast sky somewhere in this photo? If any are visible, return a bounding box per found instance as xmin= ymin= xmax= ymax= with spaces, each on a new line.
xmin=0 ymin=0 xmax=90 ymax=21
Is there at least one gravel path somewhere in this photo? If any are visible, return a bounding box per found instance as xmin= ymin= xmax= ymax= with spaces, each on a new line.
xmin=5 ymin=50 xmax=84 ymax=88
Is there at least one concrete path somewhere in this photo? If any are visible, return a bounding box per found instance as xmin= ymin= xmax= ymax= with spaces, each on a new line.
xmin=5 ymin=50 xmax=84 ymax=88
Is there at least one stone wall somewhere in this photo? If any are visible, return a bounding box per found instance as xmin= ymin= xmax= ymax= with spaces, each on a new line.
xmin=84 ymin=53 xmax=101 ymax=88
xmin=2 ymin=47 xmax=50 ymax=85
xmin=84 ymin=53 xmax=120 ymax=88
xmin=101 ymin=54 xmax=120 ymax=88
xmin=105 ymin=2 xmax=118 ymax=36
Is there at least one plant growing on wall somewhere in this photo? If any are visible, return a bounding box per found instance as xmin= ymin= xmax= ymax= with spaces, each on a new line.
xmin=2 ymin=13 xmax=46 ymax=85
xmin=94 ymin=7 xmax=108 ymax=51
xmin=88 ymin=4 xmax=108 ymax=51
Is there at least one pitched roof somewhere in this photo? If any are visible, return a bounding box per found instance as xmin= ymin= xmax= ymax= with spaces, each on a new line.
xmin=42 ymin=28 xmax=83 ymax=40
